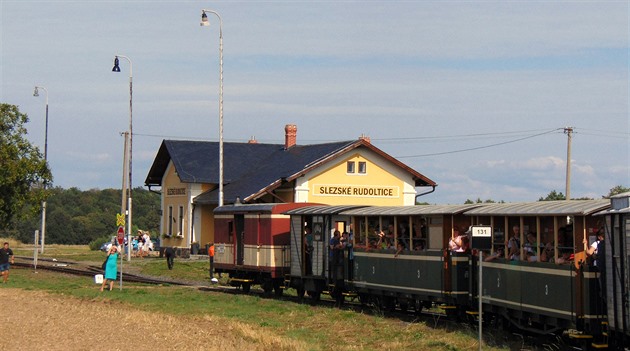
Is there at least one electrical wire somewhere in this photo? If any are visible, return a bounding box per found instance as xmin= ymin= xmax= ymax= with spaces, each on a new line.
xmin=395 ymin=128 xmax=562 ymax=159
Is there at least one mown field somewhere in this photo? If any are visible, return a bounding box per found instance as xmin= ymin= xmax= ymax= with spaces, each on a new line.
xmin=3 ymin=242 xmax=508 ymax=351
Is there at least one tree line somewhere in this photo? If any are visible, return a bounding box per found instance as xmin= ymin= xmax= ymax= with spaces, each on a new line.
xmin=0 ymin=187 xmax=160 ymax=245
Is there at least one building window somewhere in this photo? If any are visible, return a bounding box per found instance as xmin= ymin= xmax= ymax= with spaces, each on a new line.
xmin=358 ymin=161 xmax=367 ymax=174
xmin=346 ymin=161 xmax=355 ymax=173
xmin=168 ymin=206 xmax=174 ymax=236
xmin=178 ymin=206 xmax=184 ymax=235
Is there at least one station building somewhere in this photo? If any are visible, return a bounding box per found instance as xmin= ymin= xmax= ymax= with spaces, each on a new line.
xmin=144 ymin=124 xmax=436 ymax=252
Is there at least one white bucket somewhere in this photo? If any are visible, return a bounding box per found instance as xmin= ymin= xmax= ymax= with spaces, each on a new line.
xmin=94 ymin=274 xmax=103 ymax=284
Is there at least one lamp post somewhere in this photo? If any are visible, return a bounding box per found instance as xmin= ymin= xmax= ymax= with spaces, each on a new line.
xmin=200 ymin=9 xmax=224 ymax=207
xmin=112 ymin=55 xmax=133 ymax=261
xmin=33 ymin=86 xmax=49 ymax=254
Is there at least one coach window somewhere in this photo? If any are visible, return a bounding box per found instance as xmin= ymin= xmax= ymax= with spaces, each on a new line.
xmin=358 ymin=161 xmax=367 ymax=174
xmin=347 ymin=161 xmax=355 ymax=174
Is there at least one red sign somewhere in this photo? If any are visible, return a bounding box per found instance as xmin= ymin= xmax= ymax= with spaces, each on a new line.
xmin=117 ymin=226 xmax=125 ymax=245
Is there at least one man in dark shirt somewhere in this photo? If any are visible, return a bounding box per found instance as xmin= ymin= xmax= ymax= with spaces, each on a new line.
xmin=164 ymin=246 xmax=175 ymax=270
xmin=1 ymin=242 xmax=15 ymax=283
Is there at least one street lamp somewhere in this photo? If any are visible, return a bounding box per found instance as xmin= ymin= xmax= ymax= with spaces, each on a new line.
xmin=200 ymin=9 xmax=224 ymax=207
xmin=112 ymin=55 xmax=133 ymax=261
xmin=33 ymin=86 xmax=49 ymax=254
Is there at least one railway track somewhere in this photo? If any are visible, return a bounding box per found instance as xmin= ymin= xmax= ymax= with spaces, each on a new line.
xmin=14 ymin=256 xmax=194 ymax=286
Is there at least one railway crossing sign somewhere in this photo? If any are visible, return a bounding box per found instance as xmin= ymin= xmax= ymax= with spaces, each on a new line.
xmin=117 ymin=226 xmax=125 ymax=245
xmin=116 ymin=213 xmax=125 ymax=227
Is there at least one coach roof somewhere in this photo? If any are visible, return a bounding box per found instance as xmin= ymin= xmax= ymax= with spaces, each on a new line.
xmin=340 ymin=204 xmax=483 ymax=216
xmin=463 ymin=199 xmax=610 ymax=216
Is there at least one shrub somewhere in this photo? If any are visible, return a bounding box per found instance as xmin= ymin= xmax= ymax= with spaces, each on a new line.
xmin=88 ymin=235 xmax=112 ymax=251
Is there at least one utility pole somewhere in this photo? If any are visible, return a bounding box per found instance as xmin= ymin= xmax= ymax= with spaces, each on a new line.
xmin=564 ymin=127 xmax=573 ymax=200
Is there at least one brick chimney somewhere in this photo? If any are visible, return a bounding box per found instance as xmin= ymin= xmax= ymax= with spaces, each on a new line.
xmin=247 ymin=136 xmax=258 ymax=144
xmin=284 ymin=124 xmax=297 ymax=149
xmin=359 ymin=134 xmax=371 ymax=143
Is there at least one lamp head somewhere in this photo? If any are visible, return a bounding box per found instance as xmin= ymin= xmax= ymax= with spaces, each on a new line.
xmin=200 ymin=11 xmax=209 ymax=26
xmin=112 ymin=57 xmax=121 ymax=72
xmin=33 ymin=87 xmax=39 ymax=97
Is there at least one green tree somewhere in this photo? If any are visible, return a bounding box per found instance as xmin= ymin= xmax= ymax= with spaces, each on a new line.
xmin=464 ymin=198 xmax=499 ymax=204
xmin=608 ymin=185 xmax=630 ymax=197
xmin=1 ymin=187 xmax=160 ymax=245
xmin=538 ymin=190 xmax=566 ymax=201
xmin=0 ymin=104 xmax=52 ymax=228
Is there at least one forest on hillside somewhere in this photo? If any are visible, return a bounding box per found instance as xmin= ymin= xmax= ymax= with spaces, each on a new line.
xmin=0 ymin=187 xmax=160 ymax=245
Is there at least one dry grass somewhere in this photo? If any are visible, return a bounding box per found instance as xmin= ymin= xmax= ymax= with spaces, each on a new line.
xmin=3 ymin=243 xmax=507 ymax=350
xmin=0 ymin=288 xmax=309 ymax=351
xmin=0 ymin=237 xmax=22 ymax=248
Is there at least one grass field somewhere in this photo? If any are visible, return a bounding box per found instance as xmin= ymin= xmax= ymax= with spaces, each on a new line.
xmin=3 ymin=242 xmax=508 ymax=350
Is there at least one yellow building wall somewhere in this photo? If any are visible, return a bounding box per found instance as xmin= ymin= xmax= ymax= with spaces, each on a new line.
xmin=306 ymin=152 xmax=408 ymax=206
xmin=199 ymin=202 xmax=215 ymax=246
xmin=160 ymin=163 xmax=189 ymax=247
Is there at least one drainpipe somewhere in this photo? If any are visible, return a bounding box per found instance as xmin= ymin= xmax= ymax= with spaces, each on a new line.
xmin=415 ymin=186 xmax=437 ymax=203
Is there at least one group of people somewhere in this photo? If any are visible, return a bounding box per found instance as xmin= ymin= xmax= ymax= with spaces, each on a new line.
xmin=131 ymin=230 xmax=153 ymax=258
xmin=354 ymin=222 xmax=425 ymax=254
xmin=328 ymin=229 xmax=354 ymax=282
xmin=99 ymin=230 xmax=155 ymax=292
xmin=491 ymin=224 xmax=603 ymax=266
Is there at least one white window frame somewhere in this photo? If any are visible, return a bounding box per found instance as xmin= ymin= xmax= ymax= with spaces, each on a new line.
xmin=168 ymin=205 xmax=174 ymax=236
xmin=178 ymin=205 xmax=184 ymax=236
xmin=346 ymin=161 xmax=355 ymax=174
xmin=358 ymin=161 xmax=367 ymax=174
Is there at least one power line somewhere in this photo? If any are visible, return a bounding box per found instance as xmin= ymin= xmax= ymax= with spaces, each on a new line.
xmin=132 ymin=126 xmax=628 ymax=146
xmin=395 ymin=128 xmax=562 ymax=159
xmin=372 ymin=128 xmax=560 ymax=143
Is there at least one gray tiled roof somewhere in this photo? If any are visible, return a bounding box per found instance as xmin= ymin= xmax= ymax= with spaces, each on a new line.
xmin=145 ymin=139 xmax=436 ymax=205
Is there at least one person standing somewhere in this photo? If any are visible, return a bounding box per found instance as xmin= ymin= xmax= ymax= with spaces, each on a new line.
xmin=100 ymin=245 xmax=119 ymax=292
xmin=208 ymin=243 xmax=215 ymax=280
xmin=0 ymin=242 xmax=15 ymax=284
xmin=584 ymin=230 xmax=604 ymax=268
xmin=165 ymin=246 xmax=175 ymax=270
xmin=304 ymin=227 xmax=313 ymax=275
xmin=507 ymin=225 xmax=521 ymax=260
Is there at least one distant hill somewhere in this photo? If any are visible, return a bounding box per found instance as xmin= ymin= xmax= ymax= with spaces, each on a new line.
xmin=0 ymin=187 xmax=160 ymax=245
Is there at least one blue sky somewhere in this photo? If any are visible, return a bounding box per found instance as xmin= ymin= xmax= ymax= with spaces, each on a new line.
xmin=1 ymin=1 xmax=628 ymax=204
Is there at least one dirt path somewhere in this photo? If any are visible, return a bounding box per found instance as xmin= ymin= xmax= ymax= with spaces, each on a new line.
xmin=0 ymin=288 xmax=305 ymax=351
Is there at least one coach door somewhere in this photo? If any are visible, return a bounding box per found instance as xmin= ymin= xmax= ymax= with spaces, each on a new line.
xmin=235 ymin=214 xmax=245 ymax=266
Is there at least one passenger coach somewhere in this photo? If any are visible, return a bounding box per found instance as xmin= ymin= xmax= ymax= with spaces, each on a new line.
xmin=285 ymin=204 xmax=483 ymax=308
xmin=212 ymin=202 xmax=317 ymax=295
xmin=465 ymin=200 xmax=610 ymax=341
xmin=595 ymin=192 xmax=630 ymax=349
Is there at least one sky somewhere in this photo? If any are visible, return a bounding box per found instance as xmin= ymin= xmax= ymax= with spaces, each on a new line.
xmin=1 ymin=1 xmax=628 ymax=205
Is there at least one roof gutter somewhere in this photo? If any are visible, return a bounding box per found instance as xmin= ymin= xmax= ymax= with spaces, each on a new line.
xmin=147 ymin=185 xmax=162 ymax=196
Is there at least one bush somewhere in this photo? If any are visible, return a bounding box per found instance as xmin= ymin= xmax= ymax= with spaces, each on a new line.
xmin=88 ymin=235 xmax=112 ymax=251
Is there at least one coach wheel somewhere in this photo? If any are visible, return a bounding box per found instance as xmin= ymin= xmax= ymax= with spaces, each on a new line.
xmin=273 ymin=281 xmax=283 ymax=297
xmin=381 ymin=296 xmax=396 ymax=311
xmin=399 ymin=301 xmax=409 ymax=313
xmin=308 ymin=290 xmax=321 ymax=302
xmin=242 ymin=282 xmax=251 ymax=294
xmin=296 ymin=287 xmax=305 ymax=301
xmin=262 ymin=282 xmax=273 ymax=297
